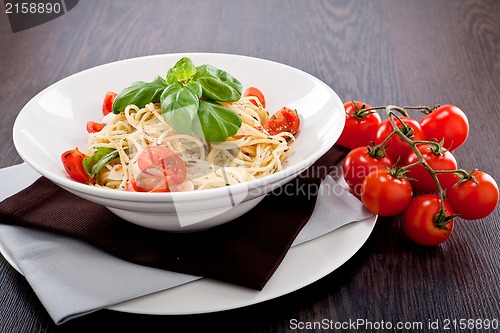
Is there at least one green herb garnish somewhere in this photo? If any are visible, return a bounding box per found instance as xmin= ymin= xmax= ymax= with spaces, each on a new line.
xmin=112 ymin=76 xmax=168 ymax=114
xmin=111 ymin=57 xmax=243 ymax=142
xmin=82 ymin=147 xmax=120 ymax=179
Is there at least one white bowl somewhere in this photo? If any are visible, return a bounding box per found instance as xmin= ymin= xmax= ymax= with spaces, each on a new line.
xmin=13 ymin=53 xmax=344 ymax=232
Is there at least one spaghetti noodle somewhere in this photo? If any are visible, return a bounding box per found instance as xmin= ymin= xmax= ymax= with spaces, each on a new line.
xmin=84 ymin=96 xmax=296 ymax=191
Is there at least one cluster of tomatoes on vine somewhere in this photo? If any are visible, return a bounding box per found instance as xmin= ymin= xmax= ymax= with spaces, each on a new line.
xmin=337 ymin=101 xmax=498 ymax=246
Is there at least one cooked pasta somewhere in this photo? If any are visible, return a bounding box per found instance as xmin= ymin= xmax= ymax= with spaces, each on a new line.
xmin=83 ymin=96 xmax=296 ymax=191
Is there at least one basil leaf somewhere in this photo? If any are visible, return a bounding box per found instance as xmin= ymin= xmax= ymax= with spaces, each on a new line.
xmin=166 ymin=71 xmax=177 ymax=85
xmin=82 ymin=147 xmax=119 ymax=178
xmin=194 ymin=100 xmax=242 ymax=142
xmin=161 ymin=83 xmax=199 ymax=134
xmin=194 ymin=64 xmax=242 ymax=102
xmin=112 ymin=75 xmax=168 ymax=114
xmin=186 ymin=80 xmax=203 ymax=98
xmin=166 ymin=57 xmax=197 ymax=84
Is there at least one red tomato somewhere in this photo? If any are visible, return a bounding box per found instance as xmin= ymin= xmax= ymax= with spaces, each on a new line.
xmin=375 ymin=116 xmax=425 ymax=163
xmin=446 ymin=171 xmax=499 ymax=220
xmin=342 ymin=146 xmax=393 ymax=196
xmin=127 ymin=181 xmax=170 ymax=192
xmin=244 ymin=87 xmax=266 ymax=108
xmin=404 ymin=144 xmax=458 ymax=192
xmin=137 ymin=146 xmax=186 ymax=184
xmin=420 ymin=104 xmax=469 ymax=151
xmin=61 ymin=148 xmax=92 ymax=183
xmin=360 ymin=168 xmax=413 ymax=216
xmin=102 ymin=91 xmax=117 ymax=116
xmin=263 ymin=106 xmax=300 ymax=135
xmin=403 ymin=194 xmax=454 ymax=246
xmin=126 ymin=167 xmax=170 ymax=192
xmin=86 ymin=121 xmax=106 ymax=133
xmin=337 ymin=101 xmax=381 ymax=149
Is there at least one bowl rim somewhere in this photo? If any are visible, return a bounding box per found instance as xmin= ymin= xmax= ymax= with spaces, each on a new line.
xmin=13 ymin=52 xmax=345 ymax=203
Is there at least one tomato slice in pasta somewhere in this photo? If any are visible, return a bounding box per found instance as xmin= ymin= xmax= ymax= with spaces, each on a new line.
xmin=137 ymin=146 xmax=187 ymax=184
xmin=102 ymin=91 xmax=117 ymax=115
xmin=127 ymin=168 xmax=170 ymax=192
xmin=263 ymin=106 xmax=300 ymax=135
xmin=61 ymin=148 xmax=92 ymax=183
xmin=244 ymin=86 xmax=266 ymax=108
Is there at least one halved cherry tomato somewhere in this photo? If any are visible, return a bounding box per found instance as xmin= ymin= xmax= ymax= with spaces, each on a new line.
xmin=61 ymin=148 xmax=92 ymax=183
xmin=446 ymin=171 xmax=499 ymax=220
xmin=419 ymin=104 xmax=469 ymax=151
xmin=375 ymin=116 xmax=425 ymax=164
xmin=86 ymin=121 xmax=106 ymax=133
xmin=403 ymin=194 xmax=454 ymax=246
xmin=404 ymin=144 xmax=459 ymax=193
xmin=263 ymin=106 xmax=300 ymax=135
xmin=127 ymin=181 xmax=170 ymax=192
xmin=126 ymin=181 xmax=140 ymax=192
xmin=137 ymin=146 xmax=186 ymax=184
xmin=102 ymin=91 xmax=117 ymax=116
xmin=337 ymin=101 xmax=381 ymax=149
xmin=244 ymin=86 xmax=266 ymax=108
xmin=126 ymin=167 xmax=170 ymax=192
xmin=342 ymin=146 xmax=393 ymax=197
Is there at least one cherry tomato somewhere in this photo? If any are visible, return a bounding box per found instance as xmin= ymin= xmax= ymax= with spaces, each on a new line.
xmin=263 ymin=106 xmax=300 ymax=135
xmin=337 ymin=101 xmax=381 ymax=149
xmin=342 ymin=146 xmax=393 ymax=196
xmin=243 ymin=87 xmax=266 ymax=108
xmin=126 ymin=167 xmax=170 ymax=192
xmin=403 ymin=194 xmax=454 ymax=246
xmin=102 ymin=91 xmax=117 ymax=116
xmin=137 ymin=146 xmax=186 ymax=184
xmin=375 ymin=115 xmax=425 ymax=163
xmin=360 ymin=168 xmax=413 ymax=216
xmin=61 ymin=148 xmax=92 ymax=183
xmin=420 ymin=104 xmax=469 ymax=151
xmin=446 ymin=171 xmax=499 ymax=220
xmin=86 ymin=121 xmax=106 ymax=133
xmin=404 ymin=144 xmax=458 ymax=193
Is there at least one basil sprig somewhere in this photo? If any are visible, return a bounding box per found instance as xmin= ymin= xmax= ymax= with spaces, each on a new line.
xmin=111 ymin=57 xmax=243 ymax=142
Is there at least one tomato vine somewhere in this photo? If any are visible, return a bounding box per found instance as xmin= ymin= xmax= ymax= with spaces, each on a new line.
xmin=339 ymin=101 xmax=499 ymax=246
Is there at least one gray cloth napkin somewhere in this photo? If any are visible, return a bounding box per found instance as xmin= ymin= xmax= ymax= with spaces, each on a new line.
xmin=0 ymin=163 xmax=372 ymax=324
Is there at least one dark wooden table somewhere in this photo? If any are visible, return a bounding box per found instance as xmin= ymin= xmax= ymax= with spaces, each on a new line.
xmin=1 ymin=0 xmax=499 ymax=332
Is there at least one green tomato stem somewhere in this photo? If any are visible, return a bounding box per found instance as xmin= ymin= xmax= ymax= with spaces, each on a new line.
xmin=433 ymin=169 xmax=469 ymax=178
xmin=386 ymin=105 xmax=410 ymax=117
xmin=373 ymin=129 xmax=395 ymax=149
xmin=402 ymin=105 xmax=436 ymax=115
xmin=411 ymin=140 xmax=443 ymax=151
xmin=386 ymin=110 xmax=447 ymax=214
xmin=369 ymin=109 xmax=411 ymax=157
xmin=400 ymin=160 xmax=423 ymax=170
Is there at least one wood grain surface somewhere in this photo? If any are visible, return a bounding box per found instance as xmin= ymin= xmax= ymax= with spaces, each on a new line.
xmin=1 ymin=0 xmax=498 ymax=332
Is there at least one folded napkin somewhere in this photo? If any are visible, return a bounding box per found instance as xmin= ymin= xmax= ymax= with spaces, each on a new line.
xmin=0 ymin=144 xmax=373 ymax=324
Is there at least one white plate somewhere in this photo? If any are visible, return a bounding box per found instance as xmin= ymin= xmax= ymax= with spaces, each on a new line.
xmin=5 ymin=53 xmax=375 ymax=314
xmin=0 ymin=208 xmax=376 ymax=315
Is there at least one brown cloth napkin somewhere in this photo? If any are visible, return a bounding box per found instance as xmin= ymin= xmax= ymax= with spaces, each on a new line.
xmin=0 ymin=144 xmax=348 ymax=290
